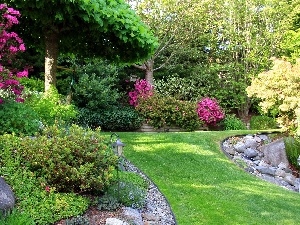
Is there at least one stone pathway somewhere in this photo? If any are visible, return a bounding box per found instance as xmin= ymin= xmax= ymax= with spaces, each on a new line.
xmin=222 ymin=134 xmax=300 ymax=192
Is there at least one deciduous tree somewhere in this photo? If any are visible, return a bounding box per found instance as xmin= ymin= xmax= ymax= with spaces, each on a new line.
xmin=5 ymin=0 xmax=158 ymax=91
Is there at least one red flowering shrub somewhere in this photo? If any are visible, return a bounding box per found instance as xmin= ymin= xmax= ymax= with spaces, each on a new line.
xmin=197 ymin=97 xmax=225 ymax=126
xmin=128 ymin=79 xmax=153 ymax=107
xmin=0 ymin=4 xmax=28 ymax=103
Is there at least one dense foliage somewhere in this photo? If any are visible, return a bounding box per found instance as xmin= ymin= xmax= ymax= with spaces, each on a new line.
xmin=0 ymin=133 xmax=90 ymax=224
xmin=19 ymin=124 xmax=117 ymax=193
xmin=247 ymin=58 xmax=300 ymax=134
xmin=249 ymin=115 xmax=278 ymax=130
xmin=136 ymin=93 xmax=202 ymax=131
xmin=26 ymin=86 xmax=78 ymax=126
xmin=0 ymin=100 xmax=40 ymax=135
xmin=72 ymin=61 xmax=143 ymax=131
xmin=221 ymin=114 xmax=247 ymax=130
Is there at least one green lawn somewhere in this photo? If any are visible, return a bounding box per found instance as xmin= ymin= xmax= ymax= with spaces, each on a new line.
xmin=111 ymin=131 xmax=300 ymax=225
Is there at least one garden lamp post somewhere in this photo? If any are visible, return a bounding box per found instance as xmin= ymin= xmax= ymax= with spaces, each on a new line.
xmin=110 ymin=133 xmax=125 ymax=200
xmin=298 ymin=155 xmax=300 ymax=193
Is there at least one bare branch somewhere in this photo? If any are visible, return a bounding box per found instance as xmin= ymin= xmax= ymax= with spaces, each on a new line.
xmin=153 ymin=53 xmax=175 ymax=71
xmin=132 ymin=63 xmax=147 ymax=70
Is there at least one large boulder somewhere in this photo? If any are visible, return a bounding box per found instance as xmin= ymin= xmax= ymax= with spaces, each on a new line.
xmin=0 ymin=177 xmax=15 ymax=215
xmin=259 ymin=138 xmax=289 ymax=167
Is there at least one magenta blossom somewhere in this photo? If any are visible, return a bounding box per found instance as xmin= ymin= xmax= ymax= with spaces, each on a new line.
xmin=128 ymin=79 xmax=153 ymax=107
xmin=197 ymin=97 xmax=225 ymax=126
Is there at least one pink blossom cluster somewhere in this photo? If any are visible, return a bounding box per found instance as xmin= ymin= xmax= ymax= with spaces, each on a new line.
xmin=196 ymin=97 xmax=225 ymax=126
xmin=0 ymin=4 xmax=27 ymax=104
xmin=128 ymin=79 xmax=153 ymax=107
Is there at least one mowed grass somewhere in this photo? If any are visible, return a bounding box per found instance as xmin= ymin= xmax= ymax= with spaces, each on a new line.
xmin=110 ymin=131 xmax=300 ymax=225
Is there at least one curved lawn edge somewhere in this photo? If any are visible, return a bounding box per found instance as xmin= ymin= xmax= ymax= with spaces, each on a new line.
xmin=110 ymin=131 xmax=300 ymax=225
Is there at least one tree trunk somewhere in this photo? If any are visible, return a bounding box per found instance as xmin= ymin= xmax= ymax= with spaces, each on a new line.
xmin=44 ymin=30 xmax=59 ymax=92
xmin=133 ymin=59 xmax=154 ymax=85
xmin=145 ymin=60 xmax=154 ymax=85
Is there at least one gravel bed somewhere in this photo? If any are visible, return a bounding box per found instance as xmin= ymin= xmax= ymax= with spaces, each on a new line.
xmin=123 ymin=158 xmax=177 ymax=225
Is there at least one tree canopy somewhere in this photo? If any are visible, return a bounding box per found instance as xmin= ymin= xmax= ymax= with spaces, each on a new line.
xmin=4 ymin=0 xmax=158 ymax=90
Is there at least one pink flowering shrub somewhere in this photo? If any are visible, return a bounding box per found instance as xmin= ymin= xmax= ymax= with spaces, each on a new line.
xmin=128 ymin=79 xmax=153 ymax=107
xmin=196 ymin=97 xmax=225 ymax=126
xmin=0 ymin=4 xmax=28 ymax=103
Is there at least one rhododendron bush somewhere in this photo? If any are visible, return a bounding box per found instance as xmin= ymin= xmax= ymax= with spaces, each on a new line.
xmin=197 ymin=97 xmax=225 ymax=126
xmin=128 ymin=79 xmax=153 ymax=107
xmin=0 ymin=3 xmax=28 ymax=103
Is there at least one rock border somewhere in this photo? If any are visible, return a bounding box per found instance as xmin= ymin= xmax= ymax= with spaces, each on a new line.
xmin=220 ymin=132 xmax=300 ymax=192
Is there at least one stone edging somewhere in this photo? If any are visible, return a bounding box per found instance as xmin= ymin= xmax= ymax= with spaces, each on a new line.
xmin=220 ymin=132 xmax=300 ymax=192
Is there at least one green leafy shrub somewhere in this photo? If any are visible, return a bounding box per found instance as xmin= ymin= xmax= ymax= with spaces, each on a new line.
xmin=222 ymin=114 xmax=247 ymax=130
xmin=250 ymin=115 xmax=278 ymax=130
xmin=98 ymin=106 xmax=143 ymax=131
xmin=72 ymin=66 xmax=120 ymax=111
xmin=102 ymin=171 xmax=148 ymax=209
xmin=76 ymin=106 xmax=143 ymax=131
xmin=21 ymin=77 xmax=44 ymax=92
xmin=284 ymin=136 xmax=300 ymax=170
xmin=0 ymin=134 xmax=89 ymax=225
xmin=19 ymin=124 xmax=118 ymax=193
xmin=136 ymin=93 xmax=202 ymax=131
xmin=26 ymin=86 xmax=78 ymax=126
xmin=0 ymin=100 xmax=40 ymax=135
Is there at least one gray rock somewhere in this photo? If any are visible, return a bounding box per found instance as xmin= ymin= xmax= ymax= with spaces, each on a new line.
xmin=261 ymin=174 xmax=277 ymax=184
xmin=244 ymin=138 xmax=258 ymax=149
xmin=284 ymin=174 xmax=296 ymax=186
xmin=277 ymin=162 xmax=288 ymax=170
xmin=244 ymin=148 xmax=258 ymax=158
xmin=258 ymin=134 xmax=269 ymax=141
xmin=122 ymin=207 xmax=143 ymax=225
xmin=106 ymin=218 xmax=128 ymax=225
xmin=234 ymin=142 xmax=247 ymax=153
xmin=259 ymin=138 xmax=289 ymax=167
xmin=224 ymin=146 xmax=235 ymax=155
xmin=0 ymin=177 xmax=15 ymax=215
xmin=275 ymin=169 xmax=286 ymax=178
xmin=256 ymin=166 xmax=276 ymax=176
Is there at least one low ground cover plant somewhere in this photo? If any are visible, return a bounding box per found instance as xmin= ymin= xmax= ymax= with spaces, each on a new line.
xmin=102 ymin=171 xmax=149 ymax=209
xmin=0 ymin=133 xmax=90 ymax=224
